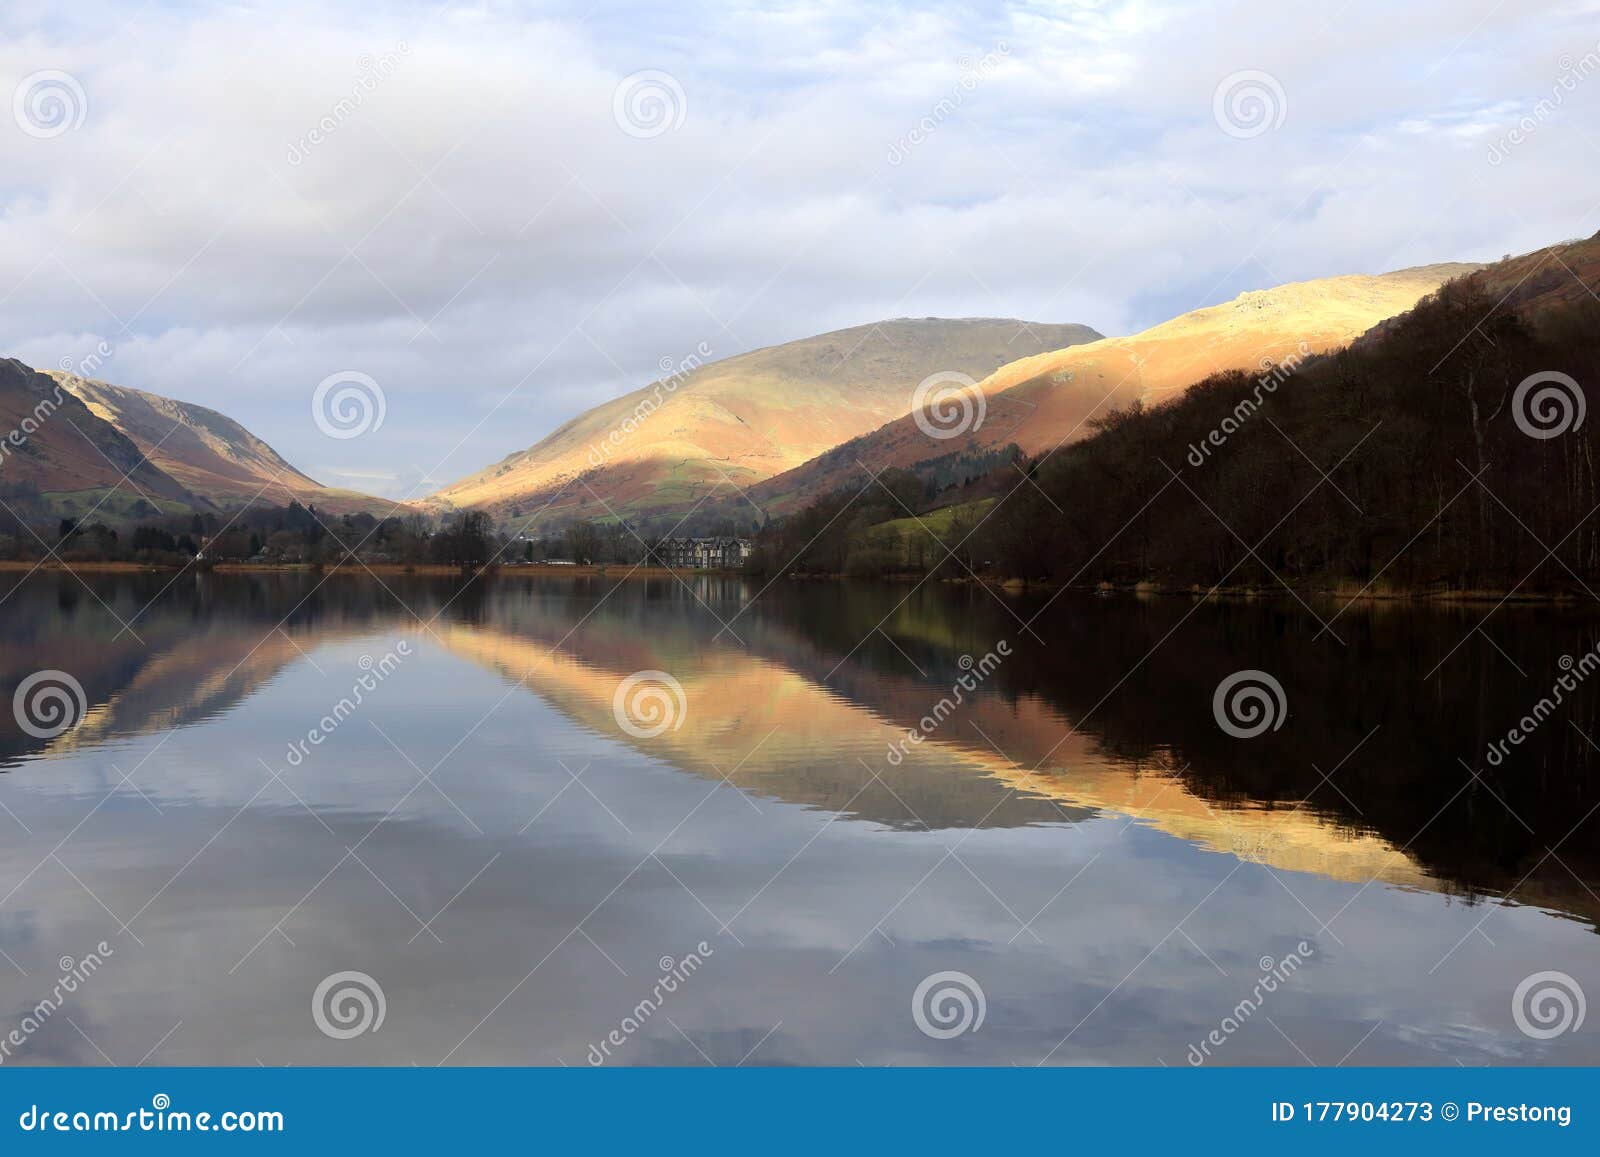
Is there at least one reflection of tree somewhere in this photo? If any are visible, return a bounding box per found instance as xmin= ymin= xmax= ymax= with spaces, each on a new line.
xmin=5 ymin=568 xmax=1598 ymax=926
xmin=503 ymin=575 xmax=1600 ymax=921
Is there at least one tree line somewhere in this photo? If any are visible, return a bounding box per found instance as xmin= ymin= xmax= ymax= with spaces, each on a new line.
xmin=1 ymin=497 xmax=760 ymax=573
xmin=753 ymin=280 xmax=1600 ymax=592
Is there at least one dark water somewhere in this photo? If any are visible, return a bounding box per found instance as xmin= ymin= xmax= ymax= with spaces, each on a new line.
xmin=1 ymin=569 xmax=1597 ymax=1066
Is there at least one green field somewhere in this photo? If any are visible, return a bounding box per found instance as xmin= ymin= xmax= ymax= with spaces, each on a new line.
xmin=42 ymin=489 xmax=197 ymax=521
xmin=864 ymin=498 xmax=997 ymax=549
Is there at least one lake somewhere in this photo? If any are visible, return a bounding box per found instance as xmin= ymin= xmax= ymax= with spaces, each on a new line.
xmin=1 ymin=569 xmax=1597 ymax=1066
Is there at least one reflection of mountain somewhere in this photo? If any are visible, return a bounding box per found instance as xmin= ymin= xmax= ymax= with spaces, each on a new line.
xmin=0 ymin=572 xmax=416 ymax=766
xmin=45 ymin=630 xmax=308 ymax=756
xmin=4 ymin=570 xmax=1597 ymax=928
xmin=437 ymin=579 xmax=1600 ymax=926
xmin=431 ymin=606 xmax=1437 ymax=893
xmin=434 ymin=621 xmax=1080 ymax=831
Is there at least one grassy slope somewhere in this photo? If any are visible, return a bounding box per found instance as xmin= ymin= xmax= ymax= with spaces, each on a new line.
xmin=428 ymin=318 xmax=1102 ymax=525
xmin=751 ymin=263 xmax=1480 ymax=516
xmin=53 ymin=372 xmax=405 ymax=517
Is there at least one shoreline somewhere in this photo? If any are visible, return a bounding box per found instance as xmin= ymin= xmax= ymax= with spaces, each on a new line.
xmin=772 ymin=571 xmax=1597 ymax=604
xmin=0 ymin=560 xmax=732 ymax=579
xmin=1 ymin=559 xmax=1592 ymax=603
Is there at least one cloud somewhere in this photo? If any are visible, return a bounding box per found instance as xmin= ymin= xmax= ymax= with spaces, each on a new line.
xmin=0 ymin=0 xmax=1595 ymax=497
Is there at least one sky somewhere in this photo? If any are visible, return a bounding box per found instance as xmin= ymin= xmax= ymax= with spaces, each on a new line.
xmin=1 ymin=0 xmax=1598 ymax=498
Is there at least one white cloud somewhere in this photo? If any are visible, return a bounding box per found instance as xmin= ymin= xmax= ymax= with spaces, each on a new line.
xmin=0 ymin=0 xmax=1595 ymax=497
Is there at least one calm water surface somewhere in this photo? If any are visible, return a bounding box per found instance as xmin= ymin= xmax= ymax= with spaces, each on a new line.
xmin=1 ymin=571 xmax=1598 ymax=1065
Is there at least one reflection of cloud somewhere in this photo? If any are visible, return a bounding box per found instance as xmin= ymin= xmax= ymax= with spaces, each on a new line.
xmin=3 ymin=584 xmax=1599 ymax=1067
xmin=0 ymin=575 xmax=1582 ymax=922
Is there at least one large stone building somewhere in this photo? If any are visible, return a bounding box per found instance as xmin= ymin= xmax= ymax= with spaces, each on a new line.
xmin=657 ymin=537 xmax=754 ymax=569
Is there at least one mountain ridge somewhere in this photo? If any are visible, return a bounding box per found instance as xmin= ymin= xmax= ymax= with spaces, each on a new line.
xmin=427 ymin=317 xmax=1104 ymax=527
xmin=747 ymin=261 xmax=1483 ymax=515
xmin=0 ymin=356 xmax=399 ymax=521
xmin=50 ymin=372 xmax=393 ymax=516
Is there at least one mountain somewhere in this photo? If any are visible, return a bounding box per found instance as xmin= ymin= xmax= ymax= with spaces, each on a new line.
xmin=910 ymin=230 xmax=1600 ymax=593
xmin=51 ymin=372 xmax=394 ymax=517
xmin=1474 ymin=231 xmax=1600 ymax=312
xmin=0 ymin=357 xmax=399 ymax=522
xmin=750 ymin=262 xmax=1482 ymax=515
xmin=0 ymin=357 xmax=197 ymax=518
xmin=427 ymin=317 xmax=1102 ymax=527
